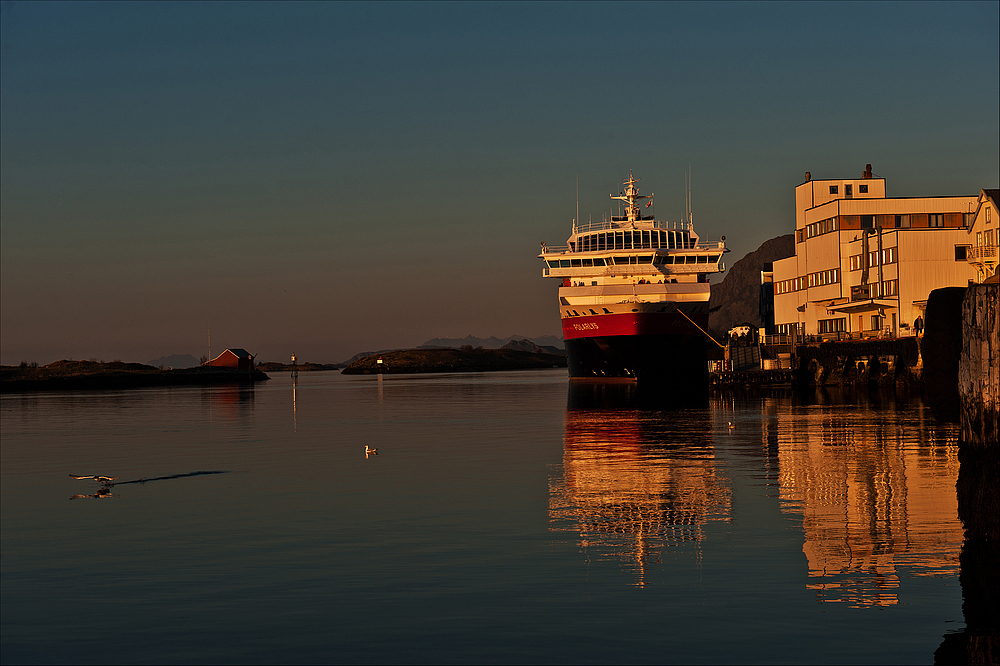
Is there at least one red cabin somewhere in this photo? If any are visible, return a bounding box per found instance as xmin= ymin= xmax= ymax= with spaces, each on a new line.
xmin=204 ymin=348 xmax=254 ymax=371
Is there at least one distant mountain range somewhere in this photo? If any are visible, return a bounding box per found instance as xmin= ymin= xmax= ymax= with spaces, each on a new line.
xmin=147 ymin=354 xmax=200 ymax=369
xmin=421 ymin=334 xmax=564 ymax=350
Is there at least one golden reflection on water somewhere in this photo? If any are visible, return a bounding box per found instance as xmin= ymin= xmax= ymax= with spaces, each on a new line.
xmin=551 ymin=391 xmax=963 ymax=602
xmin=770 ymin=398 xmax=962 ymax=608
xmin=549 ymin=408 xmax=731 ymax=587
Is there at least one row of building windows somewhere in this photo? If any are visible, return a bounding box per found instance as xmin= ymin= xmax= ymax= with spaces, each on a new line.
xmin=574 ymin=230 xmax=693 ymax=253
xmin=818 ymin=318 xmax=847 ymax=334
xmin=851 ymin=279 xmax=899 ymax=300
xmin=796 ymin=213 xmax=973 ymax=243
xmin=828 ymin=184 xmax=869 ymax=195
xmin=849 ymin=247 xmax=897 ymax=271
xmin=805 ymin=217 xmax=837 ymax=240
xmin=977 ymin=230 xmax=996 ymax=247
xmin=774 ymin=268 xmax=841 ymax=294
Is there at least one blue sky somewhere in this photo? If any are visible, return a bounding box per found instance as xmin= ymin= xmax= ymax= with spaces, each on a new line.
xmin=2 ymin=1 xmax=997 ymax=364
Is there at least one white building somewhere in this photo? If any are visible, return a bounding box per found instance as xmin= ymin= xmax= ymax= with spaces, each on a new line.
xmin=966 ymin=189 xmax=999 ymax=283
xmin=773 ymin=165 xmax=981 ymax=339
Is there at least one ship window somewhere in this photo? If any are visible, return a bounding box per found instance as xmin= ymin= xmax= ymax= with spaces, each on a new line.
xmin=642 ymin=231 xmax=651 ymax=248
xmin=697 ymin=255 xmax=708 ymax=263
xmin=593 ymin=257 xmax=607 ymax=266
xmin=612 ymin=256 xmax=627 ymax=265
xmin=581 ymin=236 xmax=589 ymax=252
xmin=603 ymin=308 xmax=612 ymax=314
xmin=623 ymin=232 xmax=633 ymax=250
xmin=614 ymin=233 xmax=623 ymax=250
xmin=559 ymin=260 xmax=571 ymax=268
xmin=582 ymin=258 xmax=593 ymax=267
xmin=590 ymin=309 xmax=598 ymax=315
xmin=639 ymin=255 xmax=653 ymax=263
xmin=597 ymin=234 xmax=605 ymax=251
xmin=687 ymin=256 xmax=698 ymax=264
xmin=707 ymin=255 xmax=719 ymax=262
xmin=569 ymin=242 xmax=575 ymax=252
xmin=571 ymin=259 xmax=582 ymax=267
xmin=662 ymin=255 xmax=674 ymax=264
xmin=547 ymin=261 xmax=559 ymax=268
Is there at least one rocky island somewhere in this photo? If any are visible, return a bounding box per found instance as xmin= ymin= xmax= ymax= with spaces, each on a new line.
xmin=342 ymin=345 xmax=566 ymax=375
xmin=1 ymin=360 xmax=269 ymax=393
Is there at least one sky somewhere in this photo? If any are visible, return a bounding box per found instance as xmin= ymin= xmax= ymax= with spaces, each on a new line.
xmin=2 ymin=1 xmax=998 ymax=365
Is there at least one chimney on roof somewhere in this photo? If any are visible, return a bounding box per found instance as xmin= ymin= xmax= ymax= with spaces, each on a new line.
xmin=804 ymin=171 xmax=811 ymax=182
xmin=862 ymin=164 xmax=872 ymax=179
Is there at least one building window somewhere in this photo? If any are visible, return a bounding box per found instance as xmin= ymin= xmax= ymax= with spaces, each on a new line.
xmin=829 ymin=185 xmax=838 ymax=195
xmin=987 ymin=207 xmax=992 ymax=223
xmin=845 ymin=184 xmax=853 ymax=197
xmin=859 ymin=184 xmax=868 ymax=193
xmin=955 ymin=246 xmax=968 ymax=261
xmin=896 ymin=214 xmax=910 ymax=228
xmin=930 ymin=214 xmax=944 ymax=227
xmin=818 ymin=318 xmax=846 ymax=334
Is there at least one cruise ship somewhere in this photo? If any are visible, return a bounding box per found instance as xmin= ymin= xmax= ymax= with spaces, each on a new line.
xmin=539 ymin=172 xmax=727 ymax=392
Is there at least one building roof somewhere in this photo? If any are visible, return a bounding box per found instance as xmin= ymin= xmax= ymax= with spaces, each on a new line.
xmin=225 ymin=348 xmax=252 ymax=359
xmin=984 ymin=189 xmax=999 ymax=206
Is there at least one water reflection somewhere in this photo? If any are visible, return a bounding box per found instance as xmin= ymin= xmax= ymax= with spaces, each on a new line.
xmin=550 ymin=406 xmax=730 ymax=587
xmin=772 ymin=399 xmax=963 ymax=607
xmin=202 ymin=384 xmax=255 ymax=420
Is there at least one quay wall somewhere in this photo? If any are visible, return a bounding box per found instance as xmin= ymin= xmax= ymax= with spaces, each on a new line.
xmin=958 ymin=283 xmax=999 ymax=448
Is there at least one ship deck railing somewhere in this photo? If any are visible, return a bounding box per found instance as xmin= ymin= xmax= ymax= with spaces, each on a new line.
xmin=573 ymin=218 xmax=692 ymax=233
xmin=541 ymin=240 xmax=727 ymax=255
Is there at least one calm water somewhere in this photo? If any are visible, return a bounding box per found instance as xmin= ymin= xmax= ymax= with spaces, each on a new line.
xmin=1 ymin=370 xmax=965 ymax=664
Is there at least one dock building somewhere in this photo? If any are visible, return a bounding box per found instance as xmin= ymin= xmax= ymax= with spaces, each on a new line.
xmin=773 ymin=165 xmax=981 ymax=339
xmin=966 ymin=188 xmax=999 ymax=283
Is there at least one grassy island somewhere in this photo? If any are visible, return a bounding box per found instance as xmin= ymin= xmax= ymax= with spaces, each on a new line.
xmin=341 ymin=348 xmax=567 ymax=375
xmin=0 ymin=360 xmax=269 ymax=393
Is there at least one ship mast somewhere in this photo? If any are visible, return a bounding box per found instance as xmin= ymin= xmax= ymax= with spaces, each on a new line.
xmin=609 ymin=170 xmax=653 ymax=225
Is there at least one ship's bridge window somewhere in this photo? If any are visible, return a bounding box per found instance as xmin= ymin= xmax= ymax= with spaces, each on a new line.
xmin=707 ymin=255 xmax=720 ymax=262
xmin=547 ymin=260 xmax=559 ymax=268
xmin=571 ymin=259 xmax=582 ymax=267
xmin=639 ymin=255 xmax=653 ymax=263
xmin=659 ymin=255 xmax=674 ymax=264
xmin=559 ymin=260 xmax=571 ymax=268
xmin=697 ymin=255 xmax=708 ymax=263
xmin=593 ymin=257 xmax=607 ymax=266
xmin=686 ymin=255 xmax=698 ymax=264
xmin=642 ymin=231 xmax=651 ymax=248
xmin=582 ymin=258 xmax=593 ymax=267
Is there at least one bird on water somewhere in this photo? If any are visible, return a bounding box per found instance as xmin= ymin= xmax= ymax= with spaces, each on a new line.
xmin=70 ymin=475 xmax=119 ymax=485
xmin=365 ymin=446 xmax=378 ymax=457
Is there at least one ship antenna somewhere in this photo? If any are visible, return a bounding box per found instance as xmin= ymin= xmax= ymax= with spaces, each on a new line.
xmin=576 ymin=174 xmax=579 ymax=233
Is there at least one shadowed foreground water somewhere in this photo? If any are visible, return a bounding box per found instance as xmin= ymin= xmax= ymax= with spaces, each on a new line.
xmin=1 ymin=370 xmax=966 ymax=664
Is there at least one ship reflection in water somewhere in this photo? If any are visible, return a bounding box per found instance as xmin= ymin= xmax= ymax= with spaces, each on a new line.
xmin=770 ymin=397 xmax=962 ymax=608
xmin=550 ymin=383 xmax=731 ymax=587
xmin=553 ymin=384 xmax=963 ymax=603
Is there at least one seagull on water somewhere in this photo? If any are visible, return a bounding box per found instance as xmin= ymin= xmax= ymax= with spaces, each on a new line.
xmin=365 ymin=446 xmax=378 ymax=457
xmin=727 ymin=422 xmax=736 ymax=430
xmin=70 ymin=475 xmax=119 ymax=485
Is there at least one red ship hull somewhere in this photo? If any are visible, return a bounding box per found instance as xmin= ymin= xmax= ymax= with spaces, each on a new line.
xmin=562 ymin=311 xmax=709 ymax=404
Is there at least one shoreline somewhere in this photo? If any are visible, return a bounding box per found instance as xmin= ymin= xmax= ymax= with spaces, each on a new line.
xmin=1 ymin=360 xmax=269 ymax=393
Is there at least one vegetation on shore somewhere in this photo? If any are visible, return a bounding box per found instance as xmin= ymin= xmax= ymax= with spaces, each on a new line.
xmin=1 ymin=359 xmax=269 ymax=392
xmin=342 ymin=347 xmax=567 ymax=375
